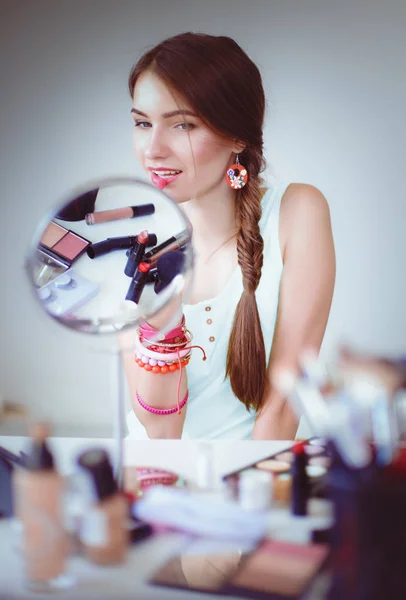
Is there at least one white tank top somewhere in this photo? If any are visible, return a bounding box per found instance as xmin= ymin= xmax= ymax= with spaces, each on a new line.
xmin=126 ymin=178 xmax=289 ymax=439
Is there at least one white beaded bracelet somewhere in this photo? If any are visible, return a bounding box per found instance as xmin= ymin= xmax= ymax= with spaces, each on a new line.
xmin=134 ymin=334 xmax=191 ymax=362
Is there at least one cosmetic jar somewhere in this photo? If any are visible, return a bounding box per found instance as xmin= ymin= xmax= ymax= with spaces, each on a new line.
xmin=238 ymin=469 xmax=273 ymax=512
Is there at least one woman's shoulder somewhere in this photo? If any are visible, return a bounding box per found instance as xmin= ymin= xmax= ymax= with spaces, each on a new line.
xmin=279 ymin=182 xmax=332 ymax=259
xmin=259 ymin=180 xmax=331 ymax=248
xmin=280 ymin=182 xmax=329 ymax=211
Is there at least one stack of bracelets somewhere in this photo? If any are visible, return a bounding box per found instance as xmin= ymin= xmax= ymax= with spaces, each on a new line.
xmin=134 ymin=315 xmax=206 ymax=415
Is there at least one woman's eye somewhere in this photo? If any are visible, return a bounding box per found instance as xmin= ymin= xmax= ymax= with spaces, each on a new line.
xmin=176 ymin=122 xmax=196 ymax=131
xmin=133 ymin=121 xmax=151 ymax=128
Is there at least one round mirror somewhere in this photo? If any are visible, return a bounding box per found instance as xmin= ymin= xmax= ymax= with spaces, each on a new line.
xmin=25 ymin=177 xmax=193 ymax=336
xmin=24 ymin=177 xmax=194 ymax=487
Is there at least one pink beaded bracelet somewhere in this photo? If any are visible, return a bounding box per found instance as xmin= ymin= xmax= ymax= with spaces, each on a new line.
xmin=139 ymin=315 xmax=186 ymax=342
xmin=136 ymin=390 xmax=189 ymax=415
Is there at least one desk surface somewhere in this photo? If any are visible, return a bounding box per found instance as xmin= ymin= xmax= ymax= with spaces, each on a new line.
xmin=0 ymin=437 xmax=294 ymax=600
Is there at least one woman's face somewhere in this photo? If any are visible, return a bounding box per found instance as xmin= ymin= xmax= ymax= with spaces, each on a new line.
xmin=131 ymin=71 xmax=238 ymax=203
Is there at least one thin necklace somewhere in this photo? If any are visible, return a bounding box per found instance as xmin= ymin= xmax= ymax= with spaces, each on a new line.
xmin=201 ymin=232 xmax=238 ymax=266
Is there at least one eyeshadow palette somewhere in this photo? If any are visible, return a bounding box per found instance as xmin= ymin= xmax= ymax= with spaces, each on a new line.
xmin=223 ymin=539 xmax=330 ymax=599
xmin=39 ymin=221 xmax=91 ymax=267
xmin=223 ymin=438 xmax=331 ymax=504
xmin=150 ymin=537 xmax=331 ymax=600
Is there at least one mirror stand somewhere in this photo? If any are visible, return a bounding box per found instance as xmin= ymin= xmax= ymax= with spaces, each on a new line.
xmin=113 ymin=348 xmax=126 ymax=489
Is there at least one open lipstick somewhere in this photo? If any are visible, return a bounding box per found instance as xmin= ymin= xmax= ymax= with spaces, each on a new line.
xmin=124 ymin=230 xmax=150 ymax=277
xmin=85 ymin=203 xmax=155 ymax=225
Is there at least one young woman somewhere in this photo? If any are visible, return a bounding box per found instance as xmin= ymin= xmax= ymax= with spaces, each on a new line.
xmin=122 ymin=32 xmax=336 ymax=440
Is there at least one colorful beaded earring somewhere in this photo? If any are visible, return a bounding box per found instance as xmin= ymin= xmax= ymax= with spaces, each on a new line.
xmin=225 ymin=154 xmax=249 ymax=190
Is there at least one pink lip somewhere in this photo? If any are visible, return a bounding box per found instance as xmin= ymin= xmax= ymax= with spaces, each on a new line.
xmin=148 ymin=167 xmax=182 ymax=172
xmin=150 ymin=171 xmax=182 ymax=189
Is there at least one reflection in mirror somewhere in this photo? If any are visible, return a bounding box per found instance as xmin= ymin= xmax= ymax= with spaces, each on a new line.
xmin=26 ymin=178 xmax=193 ymax=336
xmin=24 ymin=177 xmax=193 ymax=485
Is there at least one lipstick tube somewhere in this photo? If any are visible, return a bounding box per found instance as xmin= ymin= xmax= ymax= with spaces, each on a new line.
xmin=125 ymin=262 xmax=151 ymax=304
xmin=124 ymin=230 xmax=152 ymax=277
xmin=87 ymin=233 xmax=157 ymax=259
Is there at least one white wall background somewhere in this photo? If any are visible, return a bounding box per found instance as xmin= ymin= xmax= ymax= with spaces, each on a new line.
xmin=0 ymin=0 xmax=405 ymax=435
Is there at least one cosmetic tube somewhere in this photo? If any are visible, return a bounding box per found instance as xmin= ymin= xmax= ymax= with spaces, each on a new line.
xmin=85 ymin=203 xmax=155 ymax=225
xmin=87 ymin=233 xmax=157 ymax=259
xmin=125 ymin=262 xmax=151 ymax=304
xmin=291 ymin=442 xmax=309 ymax=516
xmin=12 ymin=423 xmax=71 ymax=592
xmin=142 ymin=229 xmax=190 ymax=267
xmin=124 ymin=230 xmax=152 ymax=277
xmin=77 ymin=448 xmax=129 ymax=565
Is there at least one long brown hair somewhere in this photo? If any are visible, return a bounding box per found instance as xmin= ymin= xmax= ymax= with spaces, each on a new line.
xmin=128 ymin=33 xmax=267 ymax=412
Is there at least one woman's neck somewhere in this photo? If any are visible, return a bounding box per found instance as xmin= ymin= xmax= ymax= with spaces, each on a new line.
xmin=182 ymin=182 xmax=238 ymax=258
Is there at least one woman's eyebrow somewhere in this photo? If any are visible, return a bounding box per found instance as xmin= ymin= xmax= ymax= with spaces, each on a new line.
xmin=130 ymin=108 xmax=197 ymax=118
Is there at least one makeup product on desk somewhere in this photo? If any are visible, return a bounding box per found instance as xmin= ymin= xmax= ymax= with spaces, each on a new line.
xmin=194 ymin=443 xmax=215 ymax=491
xmin=238 ymin=469 xmax=273 ymax=512
xmin=145 ymin=267 xmax=158 ymax=284
xmin=56 ymin=188 xmax=99 ymax=222
xmin=223 ymin=440 xmax=331 ymax=510
xmin=143 ymin=229 xmax=190 ymax=268
xmin=327 ymin=443 xmax=406 ymax=600
xmin=150 ymin=538 xmax=330 ymax=599
xmin=124 ymin=230 xmax=152 ymax=277
xmin=291 ymin=442 xmax=309 ymax=516
xmin=37 ymin=269 xmax=99 ymax=316
xmin=224 ymin=539 xmax=331 ymax=600
xmin=77 ymin=448 xmax=129 ymax=565
xmin=124 ymin=467 xmax=180 ymax=496
xmin=0 ymin=451 xmax=14 ymax=518
xmin=85 ymin=203 xmax=155 ymax=225
xmin=127 ymin=516 xmax=154 ymax=544
xmin=125 ymin=262 xmax=151 ymax=304
xmin=39 ymin=221 xmax=91 ymax=268
xmin=150 ymin=539 xmax=247 ymax=595
xmin=12 ymin=423 xmax=71 ymax=592
xmin=86 ymin=232 xmax=157 ymax=260
xmin=0 ymin=445 xmax=28 ymax=518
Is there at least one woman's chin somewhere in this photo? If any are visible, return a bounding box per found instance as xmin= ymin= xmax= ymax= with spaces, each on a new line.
xmin=164 ymin=189 xmax=190 ymax=205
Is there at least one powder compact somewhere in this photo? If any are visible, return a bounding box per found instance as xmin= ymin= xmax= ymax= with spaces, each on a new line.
xmin=33 ymin=221 xmax=91 ymax=288
xmin=39 ymin=221 xmax=90 ymax=267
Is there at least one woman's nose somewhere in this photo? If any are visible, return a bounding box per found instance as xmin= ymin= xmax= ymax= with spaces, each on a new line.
xmin=144 ymin=129 xmax=169 ymax=161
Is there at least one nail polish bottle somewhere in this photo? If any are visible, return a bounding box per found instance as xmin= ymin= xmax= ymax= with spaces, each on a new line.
xmin=12 ymin=422 xmax=71 ymax=592
xmin=291 ymin=441 xmax=309 ymax=516
xmin=77 ymin=448 xmax=129 ymax=565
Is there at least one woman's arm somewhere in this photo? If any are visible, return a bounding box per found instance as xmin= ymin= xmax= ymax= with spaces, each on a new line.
xmin=252 ymin=184 xmax=336 ymax=440
xmin=118 ymin=296 xmax=188 ymax=439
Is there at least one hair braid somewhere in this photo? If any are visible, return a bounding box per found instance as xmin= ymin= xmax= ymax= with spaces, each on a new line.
xmin=225 ymin=149 xmax=267 ymax=412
